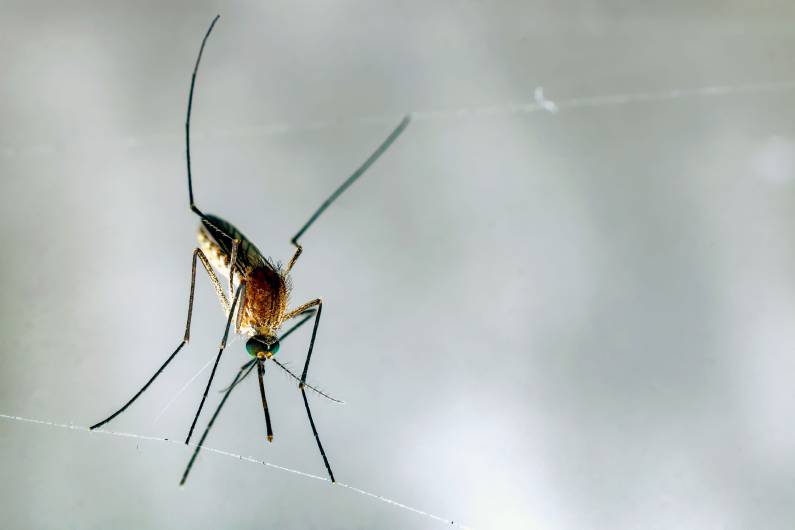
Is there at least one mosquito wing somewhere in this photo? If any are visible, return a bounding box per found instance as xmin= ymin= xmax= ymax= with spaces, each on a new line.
xmin=199 ymin=214 xmax=274 ymax=275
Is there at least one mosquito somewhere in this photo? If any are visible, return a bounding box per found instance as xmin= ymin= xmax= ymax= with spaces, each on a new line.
xmin=89 ymin=14 xmax=410 ymax=485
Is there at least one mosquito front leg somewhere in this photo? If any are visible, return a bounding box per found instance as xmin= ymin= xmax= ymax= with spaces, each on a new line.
xmin=90 ymin=248 xmax=226 ymax=430
xmin=185 ymin=281 xmax=246 ymax=445
xmin=283 ymin=299 xmax=322 ymax=384
xmin=283 ymin=298 xmax=334 ymax=482
xmin=284 ymin=116 xmax=410 ymax=274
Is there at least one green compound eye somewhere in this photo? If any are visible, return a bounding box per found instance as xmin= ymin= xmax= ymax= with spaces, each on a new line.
xmin=245 ymin=338 xmax=261 ymax=357
xmin=246 ymin=336 xmax=279 ymax=358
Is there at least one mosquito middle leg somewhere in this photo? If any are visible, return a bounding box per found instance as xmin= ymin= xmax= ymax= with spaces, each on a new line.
xmin=90 ymin=248 xmax=227 ymax=430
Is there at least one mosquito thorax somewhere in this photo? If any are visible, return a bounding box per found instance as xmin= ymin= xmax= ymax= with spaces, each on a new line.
xmin=246 ymin=335 xmax=280 ymax=359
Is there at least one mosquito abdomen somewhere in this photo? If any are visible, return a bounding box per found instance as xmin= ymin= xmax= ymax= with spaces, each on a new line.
xmin=197 ymin=225 xmax=231 ymax=276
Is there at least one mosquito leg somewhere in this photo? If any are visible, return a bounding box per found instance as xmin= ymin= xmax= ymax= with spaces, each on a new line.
xmin=186 ymin=15 xmax=220 ymax=219
xmin=180 ymin=358 xmax=256 ymax=486
xmin=282 ymin=299 xmax=320 ymax=324
xmin=227 ymin=238 xmax=240 ymax=302
xmin=301 ymin=385 xmax=335 ymax=483
xmin=234 ymin=285 xmax=246 ymax=335
xmin=257 ymin=360 xmax=274 ymax=442
xmin=196 ymin=248 xmax=230 ymax=313
xmin=285 ymin=115 xmax=411 ymax=273
xmin=282 ymin=299 xmax=322 ymax=381
xmin=227 ymin=238 xmax=246 ymax=334
xmin=285 ymin=243 xmax=302 ymax=274
xmin=284 ymin=298 xmax=335 ymax=482
xmin=180 ymin=310 xmax=317 ymax=485
xmin=280 ymin=309 xmax=317 ymax=341
xmin=185 ymin=281 xmax=246 ymax=445
xmin=90 ymin=248 xmax=226 ymax=430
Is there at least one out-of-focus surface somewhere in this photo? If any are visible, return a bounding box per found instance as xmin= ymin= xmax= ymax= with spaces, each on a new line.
xmin=2 ymin=2 xmax=795 ymax=529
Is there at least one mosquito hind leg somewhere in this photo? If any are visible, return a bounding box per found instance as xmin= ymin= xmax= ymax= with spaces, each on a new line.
xmin=285 ymin=243 xmax=302 ymax=274
xmin=90 ymin=248 xmax=227 ymax=431
xmin=185 ymin=15 xmax=220 ymax=220
xmin=284 ymin=115 xmax=410 ymax=273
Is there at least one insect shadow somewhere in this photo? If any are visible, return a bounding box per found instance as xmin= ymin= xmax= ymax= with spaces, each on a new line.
xmin=90 ymin=14 xmax=410 ymax=485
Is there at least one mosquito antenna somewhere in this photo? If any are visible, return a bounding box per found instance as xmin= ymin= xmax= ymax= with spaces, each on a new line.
xmin=271 ymin=358 xmax=344 ymax=403
xmin=290 ymin=114 xmax=411 ymax=246
xmin=186 ymin=14 xmax=220 ymax=218
xmin=216 ymin=310 xmax=316 ymax=393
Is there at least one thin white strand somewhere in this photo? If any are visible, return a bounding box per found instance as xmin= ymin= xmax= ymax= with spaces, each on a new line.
xmin=4 ymin=80 xmax=795 ymax=159
xmin=533 ymin=86 xmax=559 ymax=113
xmin=152 ymin=356 xmax=214 ymax=424
xmin=410 ymin=80 xmax=795 ymax=121
xmin=0 ymin=413 xmax=473 ymax=529
xmin=335 ymin=482 xmax=476 ymax=530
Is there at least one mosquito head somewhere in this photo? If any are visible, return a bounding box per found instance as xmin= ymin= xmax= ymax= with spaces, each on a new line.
xmin=246 ymin=335 xmax=280 ymax=359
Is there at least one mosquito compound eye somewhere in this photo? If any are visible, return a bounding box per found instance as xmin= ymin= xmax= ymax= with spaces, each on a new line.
xmin=246 ymin=336 xmax=279 ymax=357
xmin=246 ymin=337 xmax=267 ymax=357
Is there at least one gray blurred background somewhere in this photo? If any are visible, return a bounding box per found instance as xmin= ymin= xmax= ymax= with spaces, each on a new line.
xmin=2 ymin=2 xmax=795 ymax=529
